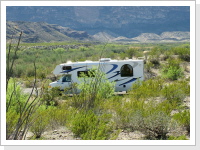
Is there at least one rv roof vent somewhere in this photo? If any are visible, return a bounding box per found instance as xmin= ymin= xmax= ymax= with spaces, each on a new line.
xmin=100 ymin=58 xmax=111 ymax=62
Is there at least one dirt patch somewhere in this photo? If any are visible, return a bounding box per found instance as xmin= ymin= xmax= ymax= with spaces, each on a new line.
xmin=25 ymin=126 xmax=76 ymax=140
xmin=116 ymin=130 xmax=145 ymax=140
xmin=25 ymin=126 xmax=146 ymax=140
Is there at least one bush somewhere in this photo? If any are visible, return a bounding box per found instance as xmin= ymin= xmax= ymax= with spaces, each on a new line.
xmin=161 ymin=80 xmax=189 ymax=105
xmin=125 ymin=48 xmax=143 ymax=59
xmin=30 ymin=106 xmax=50 ymax=138
xmin=170 ymin=47 xmax=190 ymax=62
xmin=23 ymin=79 xmax=37 ymax=88
xmin=37 ymin=69 xmax=47 ymax=79
xmin=70 ymin=110 xmax=115 ymax=140
xmin=6 ymin=78 xmax=27 ymax=113
xmin=107 ymin=88 xmax=174 ymax=139
xmin=6 ymin=110 xmax=20 ymax=139
xmin=130 ymin=99 xmax=173 ymax=139
xmin=130 ymin=78 xmax=164 ymax=100
xmin=113 ymin=102 xmax=136 ymax=129
xmin=161 ymin=58 xmax=184 ymax=80
xmin=150 ymin=58 xmax=160 ymax=67
xmin=168 ymin=135 xmax=188 ymax=140
xmin=73 ymin=67 xmax=115 ymax=110
xmin=6 ymin=78 xmax=40 ymax=140
xmin=26 ymin=67 xmax=36 ymax=77
xmin=13 ymin=65 xmax=24 ymax=77
xmin=161 ymin=50 xmax=172 ymax=61
xmin=145 ymin=61 xmax=154 ymax=73
xmin=148 ymin=47 xmax=162 ymax=68
xmin=30 ymin=104 xmax=70 ymax=138
xmin=47 ymin=106 xmax=69 ymax=130
xmin=173 ymin=110 xmax=190 ymax=134
xmin=40 ymin=87 xmax=61 ymax=107
xmin=162 ymin=66 xmax=184 ymax=81
xmin=142 ymin=111 xmax=171 ymax=139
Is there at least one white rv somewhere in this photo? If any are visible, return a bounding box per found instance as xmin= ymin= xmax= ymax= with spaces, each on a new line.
xmin=49 ymin=58 xmax=144 ymax=93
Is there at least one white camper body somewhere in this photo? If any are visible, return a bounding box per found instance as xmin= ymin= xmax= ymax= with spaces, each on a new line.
xmin=49 ymin=58 xmax=144 ymax=93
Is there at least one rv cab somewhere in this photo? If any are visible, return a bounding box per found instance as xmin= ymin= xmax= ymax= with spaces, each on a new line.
xmin=50 ymin=74 xmax=72 ymax=91
xmin=59 ymin=74 xmax=71 ymax=82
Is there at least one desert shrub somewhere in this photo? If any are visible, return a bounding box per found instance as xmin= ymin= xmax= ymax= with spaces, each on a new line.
xmin=26 ymin=67 xmax=36 ymax=77
xmin=145 ymin=61 xmax=154 ymax=73
xmin=40 ymin=87 xmax=61 ymax=107
xmin=168 ymin=135 xmax=188 ymax=140
xmin=178 ymin=49 xmax=190 ymax=62
xmin=162 ymin=66 xmax=184 ymax=81
xmin=53 ymin=48 xmax=66 ymax=53
xmin=173 ymin=110 xmax=190 ymax=134
xmin=47 ymin=106 xmax=69 ymax=130
xmin=6 ymin=110 xmax=20 ymax=139
xmin=132 ymin=100 xmax=173 ymax=139
xmin=72 ymin=67 xmax=115 ymax=110
xmin=23 ymin=78 xmax=35 ymax=88
xmin=6 ymin=78 xmax=27 ymax=113
xmin=170 ymin=47 xmax=190 ymax=62
xmin=99 ymin=96 xmax=126 ymax=128
xmin=162 ymin=50 xmax=173 ymax=61
xmin=70 ymin=110 xmax=116 ymax=140
xmin=161 ymin=58 xmax=184 ymax=80
xmin=13 ymin=64 xmax=24 ymax=77
xmin=6 ymin=78 xmax=40 ymax=140
xmin=130 ymin=78 xmax=164 ymax=100
xmin=148 ymin=47 xmax=162 ymax=68
xmin=161 ymin=81 xmax=189 ymax=105
xmin=37 ymin=68 xmax=47 ymax=79
xmin=30 ymin=106 xmax=50 ymax=138
xmin=112 ymin=98 xmax=172 ymax=139
xmin=149 ymin=58 xmax=160 ymax=67
xmin=149 ymin=47 xmax=163 ymax=56
xmin=113 ymin=98 xmax=146 ymax=130
xmin=119 ymin=52 xmax=127 ymax=59
xmin=128 ymin=110 xmax=144 ymax=131
xmin=112 ymin=101 xmax=136 ymax=129
xmin=125 ymin=48 xmax=143 ymax=59
xmin=142 ymin=111 xmax=171 ymax=139
xmin=108 ymin=78 xmax=178 ymax=139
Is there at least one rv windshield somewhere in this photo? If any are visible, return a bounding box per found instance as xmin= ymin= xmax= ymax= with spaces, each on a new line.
xmin=60 ymin=75 xmax=71 ymax=82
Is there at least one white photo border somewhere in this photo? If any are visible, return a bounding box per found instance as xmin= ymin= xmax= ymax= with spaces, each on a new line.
xmin=1 ymin=0 xmax=196 ymax=146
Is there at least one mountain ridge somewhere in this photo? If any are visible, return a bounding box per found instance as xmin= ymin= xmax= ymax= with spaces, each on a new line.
xmin=6 ymin=21 xmax=93 ymax=43
xmin=6 ymin=21 xmax=190 ymax=43
xmin=6 ymin=6 xmax=190 ymax=38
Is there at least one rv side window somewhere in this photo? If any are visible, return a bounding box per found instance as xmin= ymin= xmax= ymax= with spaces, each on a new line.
xmin=77 ymin=71 xmax=95 ymax=77
xmin=120 ymin=64 xmax=133 ymax=77
xmin=62 ymin=66 xmax=72 ymax=70
xmin=62 ymin=75 xmax=71 ymax=82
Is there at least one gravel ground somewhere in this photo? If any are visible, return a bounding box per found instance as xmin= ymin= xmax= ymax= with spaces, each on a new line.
xmin=25 ymin=126 xmax=146 ymax=140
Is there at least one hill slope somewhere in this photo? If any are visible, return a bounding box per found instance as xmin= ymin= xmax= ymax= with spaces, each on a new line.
xmin=6 ymin=21 xmax=92 ymax=43
xmin=6 ymin=6 xmax=190 ymax=38
xmin=6 ymin=21 xmax=190 ymax=43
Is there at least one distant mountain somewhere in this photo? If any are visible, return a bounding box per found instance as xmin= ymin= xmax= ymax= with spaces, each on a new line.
xmin=6 ymin=6 xmax=190 ymax=38
xmin=93 ymin=31 xmax=190 ymax=43
xmin=6 ymin=21 xmax=190 ymax=43
xmin=6 ymin=21 xmax=93 ymax=43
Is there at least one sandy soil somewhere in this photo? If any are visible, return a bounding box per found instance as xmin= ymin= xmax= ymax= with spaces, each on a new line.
xmin=25 ymin=126 xmax=146 ymax=140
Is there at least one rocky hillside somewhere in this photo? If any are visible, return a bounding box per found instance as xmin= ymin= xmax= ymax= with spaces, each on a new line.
xmin=6 ymin=21 xmax=93 ymax=43
xmin=6 ymin=21 xmax=190 ymax=43
xmin=7 ymin=6 xmax=190 ymax=38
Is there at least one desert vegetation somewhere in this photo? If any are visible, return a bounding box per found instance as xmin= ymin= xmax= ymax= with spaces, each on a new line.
xmin=6 ymin=37 xmax=190 ymax=140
